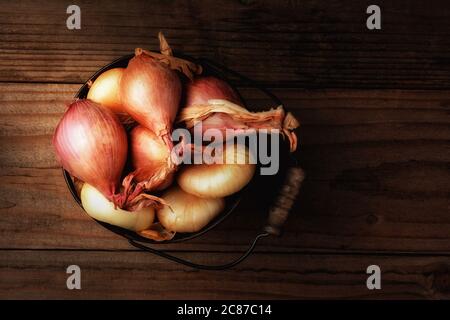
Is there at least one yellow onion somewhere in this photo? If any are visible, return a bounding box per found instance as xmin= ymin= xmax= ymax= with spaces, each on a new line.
xmin=87 ymin=68 xmax=124 ymax=113
xmin=157 ymin=186 xmax=224 ymax=233
xmin=177 ymin=144 xmax=255 ymax=198
xmin=81 ymin=183 xmax=154 ymax=232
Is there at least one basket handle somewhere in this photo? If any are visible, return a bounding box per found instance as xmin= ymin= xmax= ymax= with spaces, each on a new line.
xmin=127 ymin=165 xmax=304 ymax=270
xmin=128 ymin=232 xmax=269 ymax=271
xmin=264 ymin=166 xmax=305 ymax=236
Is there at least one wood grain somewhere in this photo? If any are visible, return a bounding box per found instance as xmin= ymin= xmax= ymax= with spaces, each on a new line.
xmin=1 ymin=0 xmax=450 ymax=299
xmin=1 ymin=83 xmax=448 ymax=253
xmin=1 ymin=0 xmax=450 ymax=89
xmin=1 ymin=250 xmax=450 ymax=299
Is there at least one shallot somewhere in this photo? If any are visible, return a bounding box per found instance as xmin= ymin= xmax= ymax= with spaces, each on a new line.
xmin=87 ymin=68 xmax=124 ymax=113
xmin=157 ymin=186 xmax=225 ymax=233
xmin=81 ymin=183 xmax=155 ymax=232
xmin=120 ymin=33 xmax=201 ymax=148
xmin=53 ymin=99 xmax=163 ymax=212
xmin=52 ymin=99 xmax=127 ymax=202
xmin=129 ymin=125 xmax=175 ymax=190
xmin=178 ymin=144 xmax=255 ymax=198
xmin=185 ymin=76 xmax=242 ymax=107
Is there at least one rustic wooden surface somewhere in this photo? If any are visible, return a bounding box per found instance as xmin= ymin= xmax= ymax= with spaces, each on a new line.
xmin=0 ymin=0 xmax=449 ymax=299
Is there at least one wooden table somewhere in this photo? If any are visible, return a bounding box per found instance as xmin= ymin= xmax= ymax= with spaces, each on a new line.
xmin=0 ymin=0 xmax=449 ymax=299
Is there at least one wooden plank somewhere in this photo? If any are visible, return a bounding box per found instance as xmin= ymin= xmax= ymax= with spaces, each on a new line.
xmin=1 ymin=0 xmax=450 ymax=88
xmin=0 ymin=83 xmax=449 ymax=252
xmin=1 ymin=250 xmax=449 ymax=299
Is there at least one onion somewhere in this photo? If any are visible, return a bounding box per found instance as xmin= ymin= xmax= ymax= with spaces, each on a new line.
xmin=119 ymin=34 xmax=203 ymax=193
xmin=130 ymin=125 xmax=175 ymax=189
xmin=185 ymin=76 xmax=242 ymax=107
xmin=178 ymin=144 xmax=255 ymax=198
xmin=120 ymin=33 xmax=202 ymax=145
xmin=53 ymin=99 xmax=165 ymax=211
xmin=81 ymin=183 xmax=154 ymax=232
xmin=53 ymin=99 xmax=127 ymax=202
xmin=120 ymin=49 xmax=182 ymax=146
xmin=157 ymin=186 xmax=225 ymax=233
xmin=87 ymin=68 xmax=124 ymax=113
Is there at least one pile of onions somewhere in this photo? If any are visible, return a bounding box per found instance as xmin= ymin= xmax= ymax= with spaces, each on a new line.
xmin=155 ymin=144 xmax=254 ymax=233
xmin=119 ymin=43 xmax=194 ymax=192
xmin=53 ymin=33 xmax=300 ymax=241
xmin=53 ymin=99 xmax=166 ymax=213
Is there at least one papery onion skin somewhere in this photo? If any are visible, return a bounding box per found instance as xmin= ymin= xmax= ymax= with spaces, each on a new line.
xmin=87 ymin=68 xmax=124 ymax=113
xmin=120 ymin=52 xmax=182 ymax=142
xmin=157 ymin=186 xmax=225 ymax=233
xmin=130 ymin=125 xmax=174 ymax=189
xmin=81 ymin=183 xmax=154 ymax=232
xmin=178 ymin=99 xmax=299 ymax=152
xmin=177 ymin=144 xmax=255 ymax=198
xmin=52 ymin=99 xmax=127 ymax=200
xmin=185 ymin=76 xmax=242 ymax=107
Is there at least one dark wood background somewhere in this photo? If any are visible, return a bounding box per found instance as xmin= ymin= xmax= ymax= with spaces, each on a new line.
xmin=0 ymin=0 xmax=449 ymax=299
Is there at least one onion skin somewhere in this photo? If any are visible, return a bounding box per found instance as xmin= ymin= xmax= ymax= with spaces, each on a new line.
xmin=81 ymin=183 xmax=154 ymax=232
xmin=157 ymin=186 xmax=225 ymax=233
xmin=178 ymin=99 xmax=300 ymax=152
xmin=177 ymin=144 xmax=255 ymax=198
xmin=129 ymin=125 xmax=174 ymax=189
xmin=52 ymin=99 xmax=127 ymax=200
xmin=120 ymin=52 xmax=181 ymax=141
xmin=185 ymin=76 xmax=242 ymax=107
xmin=87 ymin=68 xmax=124 ymax=113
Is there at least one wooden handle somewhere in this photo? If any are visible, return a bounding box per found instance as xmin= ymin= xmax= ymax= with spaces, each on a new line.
xmin=264 ymin=166 xmax=305 ymax=236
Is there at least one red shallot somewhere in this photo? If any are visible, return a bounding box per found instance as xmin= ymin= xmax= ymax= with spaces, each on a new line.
xmin=120 ymin=50 xmax=181 ymax=147
xmin=53 ymin=99 xmax=165 ymax=213
xmin=185 ymin=76 xmax=242 ymax=107
xmin=120 ymin=33 xmax=202 ymax=193
xmin=129 ymin=125 xmax=175 ymax=190
xmin=53 ymin=99 xmax=127 ymax=201
xmin=120 ymin=33 xmax=201 ymax=148
xmin=181 ymin=75 xmax=299 ymax=151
